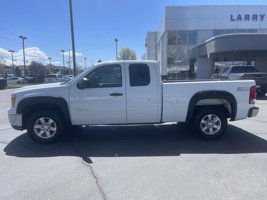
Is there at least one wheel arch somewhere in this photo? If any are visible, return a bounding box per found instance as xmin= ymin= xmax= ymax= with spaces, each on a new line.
xmin=17 ymin=96 xmax=71 ymax=129
xmin=186 ymin=90 xmax=237 ymax=122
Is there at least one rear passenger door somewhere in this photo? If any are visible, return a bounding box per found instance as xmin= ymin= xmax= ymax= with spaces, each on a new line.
xmin=126 ymin=63 xmax=160 ymax=123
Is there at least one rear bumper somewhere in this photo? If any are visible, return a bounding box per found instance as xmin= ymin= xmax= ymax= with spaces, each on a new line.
xmin=248 ymin=107 xmax=259 ymax=118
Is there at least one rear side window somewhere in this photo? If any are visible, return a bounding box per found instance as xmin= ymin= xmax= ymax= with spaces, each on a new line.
xmin=129 ymin=64 xmax=150 ymax=86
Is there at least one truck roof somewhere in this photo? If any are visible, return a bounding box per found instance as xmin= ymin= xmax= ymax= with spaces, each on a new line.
xmin=97 ymin=60 xmax=158 ymax=65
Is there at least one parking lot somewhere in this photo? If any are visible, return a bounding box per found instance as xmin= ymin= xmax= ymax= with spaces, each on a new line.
xmin=0 ymin=88 xmax=267 ymax=200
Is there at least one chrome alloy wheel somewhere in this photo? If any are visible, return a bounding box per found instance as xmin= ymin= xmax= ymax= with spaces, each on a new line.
xmin=34 ymin=117 xmax=57 ymax=139
xmin=200 ymin=114 xmax=222 ymax=135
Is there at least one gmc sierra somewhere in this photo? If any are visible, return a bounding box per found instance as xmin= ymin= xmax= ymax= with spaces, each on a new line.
xmin=8 ymin=61 xmax=259 ymax=143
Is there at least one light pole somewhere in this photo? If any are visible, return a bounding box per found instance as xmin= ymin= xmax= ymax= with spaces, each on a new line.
xmin=84 ymin=57 xmax=87 ymax=69
xmin=66 ymin=61 xmax=70 ymax=74
xmin=114 ymin=38 xmax=118 ymax=60
xmin=48 ymin=57 xmax=52 ymax=74
xmin=9 ymin=50 xmax=15 ymax=74
xmin=19 ymin=35 xmax=27 ymax=76
xmin=69 ymin=0 xmax=77 ymax=76
xmin=61 ymin=50 xmax=65 ymax=75
xmin=68 ymin=49 xmax=71 ymax=73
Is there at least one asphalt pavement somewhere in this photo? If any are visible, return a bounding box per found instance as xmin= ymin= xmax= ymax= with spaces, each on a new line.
xmin=0 ymin=88 xmax=267 ymax=200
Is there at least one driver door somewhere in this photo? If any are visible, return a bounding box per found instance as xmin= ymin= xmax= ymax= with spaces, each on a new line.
xmin=69 ymin=63 xmax=126 ymax=125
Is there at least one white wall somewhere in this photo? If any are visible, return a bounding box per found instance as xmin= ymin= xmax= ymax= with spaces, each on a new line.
xmin=146 ymin=32 xmax=157 ymax=60
xmin=165 ymin=5 xmax=267 ymax=31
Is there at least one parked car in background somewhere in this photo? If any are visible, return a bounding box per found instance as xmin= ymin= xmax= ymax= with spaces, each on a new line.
xmin=211 ymin=65 xmax=267 ymax=97
xmin=25 ymin=76 xmax=35 ymax=83
xmin=7 ymin=77 xmax=24 ymax=84
xmin=43 ymin=74 xmax=67 ymax=83
xmin=65 ymin=75 xmax=74 ymax=80
xmin=0 ymin=75 xmax=7 ymax=89
xmin=7 ymin=74 xmax=15 ymax=77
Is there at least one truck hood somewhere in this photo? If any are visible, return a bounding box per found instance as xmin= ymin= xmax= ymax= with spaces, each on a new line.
xmin=12 ymin=82 xmax=71 ymax=100
xmin=14 ymin=82 xmax=62 ymax=93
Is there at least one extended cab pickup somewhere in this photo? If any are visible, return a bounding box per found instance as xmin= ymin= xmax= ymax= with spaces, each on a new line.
xmin=8 ymin=61 xmax=259 ymax=143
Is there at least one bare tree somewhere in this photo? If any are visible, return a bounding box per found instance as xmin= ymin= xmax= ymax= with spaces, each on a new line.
xmin=28 ymin=61 xmax=48 ymax=76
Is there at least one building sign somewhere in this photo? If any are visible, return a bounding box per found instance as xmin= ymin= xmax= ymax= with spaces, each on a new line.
xmin=230 ymin=14 xmax=265 ymax=21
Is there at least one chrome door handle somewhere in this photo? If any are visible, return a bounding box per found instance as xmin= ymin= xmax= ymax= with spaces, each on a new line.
xmin=109 ymin=93 xmax=123 ymax=96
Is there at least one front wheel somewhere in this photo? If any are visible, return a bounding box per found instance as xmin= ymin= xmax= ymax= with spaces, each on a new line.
xmin=27 ymin=110 xmax=63 ymax=144
xmin=193 ymin=109 xmax=228 ymax=140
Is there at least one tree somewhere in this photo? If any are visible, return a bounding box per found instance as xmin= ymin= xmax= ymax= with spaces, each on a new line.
xmin=15 ymin=67 xmax=21 ymax=77
xmin=28 ymin=61 xmax=48 ymax=76
xmin=119 ymin=48 xmax=137 ymax=60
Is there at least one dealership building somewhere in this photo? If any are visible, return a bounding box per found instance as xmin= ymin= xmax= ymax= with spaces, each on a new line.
xmin=146 ymin=5 xmax=267 ymax=79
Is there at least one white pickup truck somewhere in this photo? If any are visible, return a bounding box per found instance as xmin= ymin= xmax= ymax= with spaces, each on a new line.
xmin=8 ymin=61 xmax=259 ymax=143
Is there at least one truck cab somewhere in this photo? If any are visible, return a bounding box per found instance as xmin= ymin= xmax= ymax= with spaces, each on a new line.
xmin=69 ymin=61 xmax=161 ymax=125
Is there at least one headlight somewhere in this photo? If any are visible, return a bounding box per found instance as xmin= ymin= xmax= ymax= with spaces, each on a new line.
xmin=11 ymin=95 xmax=16 ymax=107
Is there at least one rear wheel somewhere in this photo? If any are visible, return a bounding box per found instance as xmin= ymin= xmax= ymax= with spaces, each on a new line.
xmin=27 ymin=110 xmax=63 ymax=144
xmin=193 ymin=108 xmax=228 ymax=140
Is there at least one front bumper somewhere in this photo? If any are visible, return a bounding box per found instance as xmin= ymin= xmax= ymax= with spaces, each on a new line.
xmin=248 ymin=107 xmax=259 ymax=118
xmin=8 ymin=114 xmax=23 ymax=130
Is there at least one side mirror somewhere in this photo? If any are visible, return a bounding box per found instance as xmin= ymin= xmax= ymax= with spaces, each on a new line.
xmin=77 ymin=78 xmax=87 ymax=89
xmin=77 ymin=78 xmax=93 ymax=89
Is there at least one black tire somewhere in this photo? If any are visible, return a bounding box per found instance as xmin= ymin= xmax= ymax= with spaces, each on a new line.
xmin=193 ymin=108 xmax=228 ymax=140
xmin=27 ymin=110 xmax=64 ymax=144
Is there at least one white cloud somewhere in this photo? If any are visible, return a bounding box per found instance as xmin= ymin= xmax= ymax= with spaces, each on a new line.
xmin=22 ymin=47 xmax=48 ymax=61
xmin=0 ymin=48 xmax=12 ymax=65
xmin=0 ymin=48 xmax=10 ymax=57
xmin=51 ymin=61 xmax=62 ymax=66
xmin=0 ymin=47 xmax=84 ymax=66
xmin=63 ymin=50 xmax=83 ymax=57
xmin=0 ymin=47 xmax=49 ymax=66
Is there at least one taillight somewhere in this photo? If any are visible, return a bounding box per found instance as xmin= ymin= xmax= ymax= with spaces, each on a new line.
xmin=249 ymin=86 xmax=256 ymax=104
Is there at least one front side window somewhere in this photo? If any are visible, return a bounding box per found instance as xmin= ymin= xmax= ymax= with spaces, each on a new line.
xmin=129 ymin=64 xmax=150 ymax=86
xmin=83 ymin=64 xmax=122 ymax=88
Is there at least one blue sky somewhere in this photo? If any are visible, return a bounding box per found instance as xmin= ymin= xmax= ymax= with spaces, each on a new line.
xmin=1 ymin=0 xmax=267 ymax=68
